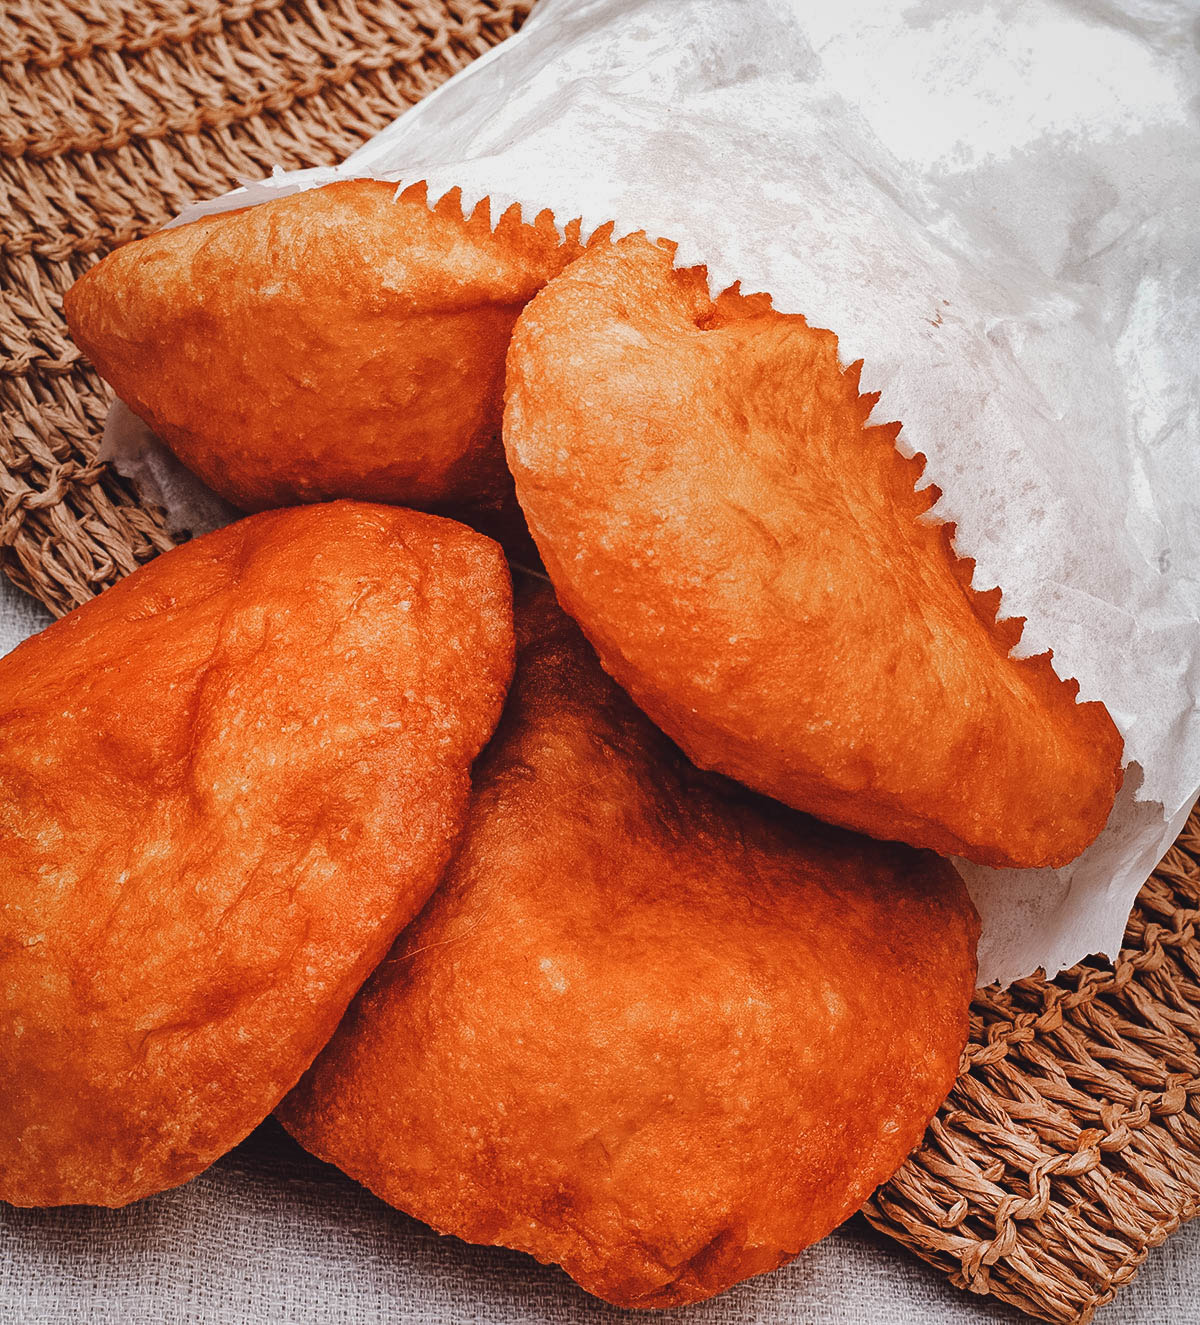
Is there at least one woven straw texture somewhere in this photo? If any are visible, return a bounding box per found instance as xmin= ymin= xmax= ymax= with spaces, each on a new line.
xmin=1 ymin=2 xmax=1197 ymax=1322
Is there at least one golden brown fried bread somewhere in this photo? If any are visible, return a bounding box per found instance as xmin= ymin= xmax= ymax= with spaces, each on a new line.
xmin=278 ymin=585 xmax=978 ymax=1309
xmin=64 ymin=180 xmax=580 ymax=517
xmin=0 ymin=502 xmax=513 ymax=1208
xmin=504 ymin=236 xmax=1123 ymax=869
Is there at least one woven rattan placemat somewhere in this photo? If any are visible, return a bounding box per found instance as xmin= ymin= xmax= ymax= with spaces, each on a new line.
xmin=1 ymin=3 xmax=1197 ymax=1321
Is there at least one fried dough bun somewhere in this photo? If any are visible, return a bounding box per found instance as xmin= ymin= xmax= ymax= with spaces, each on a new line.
xmin=0 ymin=502 xmax=514 ymax=1208
xmin=503 ymin=236 xmax=1124 ymax=869
xmin=277 ymin=584 xmax=978 ymax=1309
xmin=63 ymin=180 xmax=580 ymax=520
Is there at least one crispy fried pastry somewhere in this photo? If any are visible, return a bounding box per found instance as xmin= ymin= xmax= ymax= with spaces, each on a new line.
xmin=64 ymin=180 xmax=580 ymax=518
xmin=503 ymin=236 xmax=1123 ymax=868
xmin=278 ymin=585 xmax=978 ymax=1309
xmin=0 ymin=502 xmax=513 ymax=1207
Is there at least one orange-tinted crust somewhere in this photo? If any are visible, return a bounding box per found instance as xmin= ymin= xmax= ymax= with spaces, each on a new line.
xmin=503 ymin=236 xmax=1124 ymax=869
xmin=63 ymin=180 xmax=581 ymax=520
xmin=278 ymin=585 xmax=979 ymax=1309
xmin=0 ymin=502 xmax=514 ymax=1207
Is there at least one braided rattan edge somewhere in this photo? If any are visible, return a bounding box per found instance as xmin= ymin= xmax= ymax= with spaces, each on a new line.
xmin=867 ymin=808 xmax=1200 ymax=1323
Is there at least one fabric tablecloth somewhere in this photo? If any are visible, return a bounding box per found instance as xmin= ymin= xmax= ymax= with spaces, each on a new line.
xmin=3 ymin=575 xmax=1198 ymax=1325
